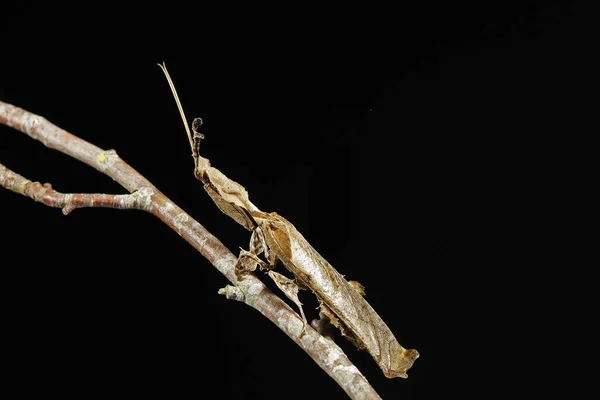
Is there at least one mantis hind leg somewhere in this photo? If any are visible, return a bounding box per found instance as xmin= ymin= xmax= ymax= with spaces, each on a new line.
xmin=268 ymin=271 xmax=308 ymax=336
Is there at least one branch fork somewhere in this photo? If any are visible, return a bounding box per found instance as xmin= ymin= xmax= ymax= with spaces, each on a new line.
xmin=0 ymin=100 xmax=382 ymax=399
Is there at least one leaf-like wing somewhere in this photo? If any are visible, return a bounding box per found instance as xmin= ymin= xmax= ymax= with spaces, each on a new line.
xmin=262 ymin=213 xmax=418 ymax=378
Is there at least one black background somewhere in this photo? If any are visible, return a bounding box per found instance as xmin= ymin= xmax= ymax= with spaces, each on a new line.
xmin=1 ymin=2 xmax=595 ymax=399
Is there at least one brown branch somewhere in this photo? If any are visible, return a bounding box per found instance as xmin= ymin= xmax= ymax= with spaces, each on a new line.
xmin=0 ymin=164 xmax=151 ymax=215
xmin=0 ymin=100 xmax=382 ymax=400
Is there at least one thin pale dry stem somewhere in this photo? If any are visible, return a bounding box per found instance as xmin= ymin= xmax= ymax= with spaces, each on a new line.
xmin=0 ymin=100 xmax=381 ymax=400
xmin=157 ymin=62 xmax=194 ymax=151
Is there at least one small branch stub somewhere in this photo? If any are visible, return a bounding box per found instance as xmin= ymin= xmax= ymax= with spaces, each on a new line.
xmin=218 ymin=285 xmax=245 ymax=302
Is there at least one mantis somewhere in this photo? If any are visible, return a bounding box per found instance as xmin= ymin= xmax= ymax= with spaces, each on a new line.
xmin=158 ymin=63 xmax=419 ymax=378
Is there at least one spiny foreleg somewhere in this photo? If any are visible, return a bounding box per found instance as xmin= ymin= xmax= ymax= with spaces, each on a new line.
xmin=234 ymin=227 xmax=277 ymax=278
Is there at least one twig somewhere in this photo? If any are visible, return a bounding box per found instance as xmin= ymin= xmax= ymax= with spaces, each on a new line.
xmin=0 ymin=165 xmax=151 ymax=215
xmin=0 ymin=100 xmax=382 ymax=400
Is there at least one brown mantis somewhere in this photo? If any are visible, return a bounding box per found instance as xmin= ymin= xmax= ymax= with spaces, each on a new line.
xmin=158 ymin=63 xmax=419 ymax=379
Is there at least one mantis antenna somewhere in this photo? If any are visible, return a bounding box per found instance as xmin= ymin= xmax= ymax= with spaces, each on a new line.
xmin=157 ymin=62 xmax=194 ymax=151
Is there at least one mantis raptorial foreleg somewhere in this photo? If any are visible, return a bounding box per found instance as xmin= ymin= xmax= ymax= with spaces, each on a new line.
xmin=249 ymin=227 xmax=269 ymax=258
xmin=234 ymin=227 xmax=275 ymax=276
xmin=234 ymin=248 xmax=269 ymax=277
